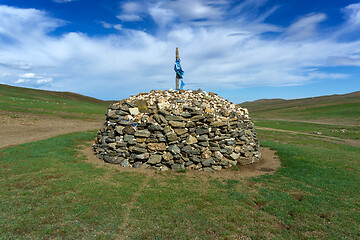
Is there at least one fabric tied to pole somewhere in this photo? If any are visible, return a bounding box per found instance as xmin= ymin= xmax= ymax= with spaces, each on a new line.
xmin=180 ymin=79 xmax=185 ymax=90
xmin=174 ymin=58 xmax=184 ymax=79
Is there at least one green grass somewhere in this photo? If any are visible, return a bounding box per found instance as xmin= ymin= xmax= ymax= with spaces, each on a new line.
xmin=0 ymin=131 xmax=146 ymax=239
xmin=1 ymin=129 xmax=359 ymax=239
xmin=242 ymin=91 xmax=360 ymax=125
xmin=1 ymin=87 xmax=359 ymax=238
xmin=255 ymin=120 xmax=360 ymax=140
xmin=0 ymin=84 xmax=110 ymax=119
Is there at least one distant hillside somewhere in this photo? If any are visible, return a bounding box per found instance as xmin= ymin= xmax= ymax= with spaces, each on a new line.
xmin=0 ymin=84 xmax=112 ymax=119
xmin=241 ymin=91 xmax=360 ymax=125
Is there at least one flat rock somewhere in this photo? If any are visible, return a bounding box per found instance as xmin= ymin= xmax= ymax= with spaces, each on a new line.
xmin=148 ymin=154 xmax=162 ymax=164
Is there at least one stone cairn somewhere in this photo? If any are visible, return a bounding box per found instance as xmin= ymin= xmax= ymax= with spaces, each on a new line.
xmin=93 ymin=89 xmax=261 ymax=172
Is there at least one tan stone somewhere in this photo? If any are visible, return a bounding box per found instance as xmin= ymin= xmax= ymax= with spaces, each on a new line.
xmin=174 ymin=128 xmax=188 ymax=136
xmin=147 ymin=142 xmax=167 ymax=151
xmin=201 ymin=150 xmax=212 ymax=159
xmin=185 ymin=135 xmax=198 ymax=145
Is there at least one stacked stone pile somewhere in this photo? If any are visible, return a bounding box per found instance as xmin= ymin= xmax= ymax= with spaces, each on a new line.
xmin=93 ymin=89 xmax=261 ymax=171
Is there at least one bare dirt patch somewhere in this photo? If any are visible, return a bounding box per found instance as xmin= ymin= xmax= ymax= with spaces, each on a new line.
xmin=80 ymin=144 xmax=281 ymax=180
xmin=0 ymin=111 xmax=102 ymax=149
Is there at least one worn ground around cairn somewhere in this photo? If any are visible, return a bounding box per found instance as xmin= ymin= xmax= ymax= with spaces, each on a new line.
xmin=0 ymin=110 xmax=281 ymax=178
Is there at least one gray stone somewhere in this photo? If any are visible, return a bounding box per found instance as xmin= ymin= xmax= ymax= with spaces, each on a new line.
xmin=124 ymin=135 xmax=135 ymax=142
xmin=214 ymin=151 xmax=223 ymax=161
xmin=176 ymin=99 xmax=185 ymax=103
xmin=165 ymin=115 xmax=184 ymax=121
xmin=185 ymin=161 xmax=194 ymax=166
xmin=163 ymin=126 xmax=172 ymax=134
xmin=166 ymin=132 xmax=178 ymax=142
xmin=129 ymin=107 xmax=140 ymax=115
xmin=197 ymin=135 xmax=208 ymax=142
xmin=191 ymin=115 xmax=205 ymax=122
xmin=148 ymin=154 xmax=162 ymax=164
xmin=133 ymin=162 xmax=142 ymax=168
xmin=123 ymin=125 xmax=136 ymax=135
xmin=185 ymin=121 xmax=196 ymax=128
xmin=136 ymin=153 xmax=150 ymax=160
xmin=148 ymin=124 xmax=164 ymax=131
xmin=107 ymin=109 xmax=117 ymax=119
xmin=120 ymin=159 xmax=130 ymax=167
xmin=158 ymin=109 xmax=170 ymax=116
xmin=230 ymin=152 xmax=240 ymax=160
xmin=153 ymin=114 xmax=161 ymax=124
xmin=201 ymin=158 xmax=214 ymax=167
xmin=132 ymin=146 xmax=147 ymax=154
xmin=203 ymin=167 xmax=214 ymax=172
xmin=162 ymin=152 xmax=173 ymax=161
xmin=181 ymin=112 xmax=192 ymax=118
xmin=190 ymin=156 xmax=201 ymax=163
xmin=201 ymin=150 xmax=212 ymax=159
xmin=196 ymin=127 xmax=209 ymax=135
xmin=198 ymin=141 xmax=209 ymax=147
xmin=115 ymin=126 xmax=124 ymax=135
xmin=185 ymin=149 xmax=200 ymax=155
xmin=135 ymin=130 xmax=151 ymax=138
xmin=185 ymin=135 xmax=198 ymax=145
xmin=183 ymin=106 xmax=195 ymax=112
xmin=168 ymin=144 xmax=181 ymax=154
xmin=169 ymin=121 xmax=186 ymax=128
xmin=159 ymin=115 xmax=168 ymax=124
xmin=117 ymin=120 xmax=133 ymax=126
xmin=171 ymin=163 xmax=185 ymax=170
xmin=159 ymin=165 xmax=169 ymax=171
xmin=212 ymin=165 xmax=222 ymax=171
xmin=210 ymin=121 xmax=227 ymax=127
xmin=108 ymin=142 xmax=117 ymax=149
xmin=174 ymin=128 xmax=188 ymax=136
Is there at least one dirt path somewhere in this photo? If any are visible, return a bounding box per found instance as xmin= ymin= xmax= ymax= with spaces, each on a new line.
xmin=119 ymin=177 xmax=150 ymax=237
xmin=256 ymin=126 xmax=360 ymax=148
xmin=259 ymin=118 xmax=359 ymax=127
xmin=0 ymin=111 xmax=103 ymax=149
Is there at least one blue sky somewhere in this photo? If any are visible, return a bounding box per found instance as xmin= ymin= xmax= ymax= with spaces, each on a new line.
xmin=0 ymin=0 xmax=359 ymax=103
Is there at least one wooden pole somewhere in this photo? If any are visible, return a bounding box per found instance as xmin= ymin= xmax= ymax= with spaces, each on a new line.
xmin=176 ymin=47 xmax=179 ymax=90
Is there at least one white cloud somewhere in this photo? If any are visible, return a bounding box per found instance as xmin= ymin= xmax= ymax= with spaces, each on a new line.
xmin=0 ymin=3 xmax=360 ymax=100
xmin=117 ymin=1 xmax=144 ymax=22
xmin=284 ymin=13 xmax=327 ymax=41
xmin=14 ymin=72 xmax=53 ymax=85
xmin=19 ymin=73 xmax=37 ymax=78
xmin=122 ymin=2 xmax=143 ymax=13
xmin=149 ymin=4 xmax=176 ymax=27
xmin=100 ymin=21 xmax=122 ymax=30
xmin=343 ymin=3 xmax=360 ymax=26
xmin=167 ymin=0 xmax=224 ymax=22
xmin=14 ymin=78 xmax=29 ymax=84
xmin=329 ymin=56 xmax=360 ymax=66
xmin=117 ymin=14 xmax=142 ymax=22
xmin=36 ymin=78 xmax=53 ymax=84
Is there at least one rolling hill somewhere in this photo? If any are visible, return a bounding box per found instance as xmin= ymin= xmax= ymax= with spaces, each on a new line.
xmin=0 ymin=83 xmax=111 ymax=120
xmin=241 ymin=91 xmax=360 ymax=125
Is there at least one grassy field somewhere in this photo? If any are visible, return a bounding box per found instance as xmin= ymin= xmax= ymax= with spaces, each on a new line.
xmin=1 ymin=88 xmax=359 ymax=239
xmin=0 ymin=84 xmax=110 ymax=120
xmin=254 ymin=120 xmax=360 ymax=140
xmin=242 ymin=91 xmax=360 ymax=125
